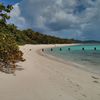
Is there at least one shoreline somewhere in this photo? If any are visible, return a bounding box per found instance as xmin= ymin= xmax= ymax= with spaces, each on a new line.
xmin=38 ymin=44 xmax=100 ymax=76
xmin=0 ymin=44 xmax=100 ymax=100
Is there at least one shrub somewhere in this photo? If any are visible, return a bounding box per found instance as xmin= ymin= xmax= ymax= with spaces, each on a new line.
xmin=0 ymin=33 xmax=23 ymax=69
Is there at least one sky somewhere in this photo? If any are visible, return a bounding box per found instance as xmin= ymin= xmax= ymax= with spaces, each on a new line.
xmin=0 ymin=0 xmax=100 ymax=40
xmin=0 ymin=0 xmax=21 ymax=5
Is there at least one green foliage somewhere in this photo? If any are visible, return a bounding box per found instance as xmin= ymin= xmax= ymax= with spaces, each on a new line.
xmin=0 ymin=32 xmax=23 ymax=65
xmin=0 ymin=3 xmax=13 ymax=26
xmin=0 ymin=3 xmax=23 ymax=74
xmin=21 ymin=29 xmax=76 ymax=44
xmin=0 ymin=25 xmax=76 ymax=45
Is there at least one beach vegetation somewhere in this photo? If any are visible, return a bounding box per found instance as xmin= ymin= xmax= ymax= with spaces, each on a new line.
xmin=0 ymin=3 xmax=23 ymax=74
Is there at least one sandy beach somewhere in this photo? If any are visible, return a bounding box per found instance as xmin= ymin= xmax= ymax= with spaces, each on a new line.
xmin=0 ymin=44 xmax=100 ymax=100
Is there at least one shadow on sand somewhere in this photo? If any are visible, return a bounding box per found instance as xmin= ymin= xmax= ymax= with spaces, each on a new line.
xmin=0 ymin=64 xmax=24 ymax=75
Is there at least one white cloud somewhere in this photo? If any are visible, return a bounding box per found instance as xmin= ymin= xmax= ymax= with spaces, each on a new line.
xmin=8 ymin=0 xmax=100 ymax=40
xmin=8 ymin=3 xmax=26 ymax=29
xmin=10 ymin=3 xmax=20 ymax=17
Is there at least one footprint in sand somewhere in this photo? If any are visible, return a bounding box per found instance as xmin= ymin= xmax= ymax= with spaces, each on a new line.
xmin=91 ymin=76 xmax=99 ymax=80
xmin=91 ymin=76 xmax=100 ymax=84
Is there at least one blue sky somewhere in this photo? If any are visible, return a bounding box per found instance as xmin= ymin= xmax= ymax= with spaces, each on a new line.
xmin=1 ymin=0 xmax=100 ymax=40
xmin=0 ymin=0 xmax=22 ymax=5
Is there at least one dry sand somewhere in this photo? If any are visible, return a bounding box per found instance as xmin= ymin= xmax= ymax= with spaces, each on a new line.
xmin=0 ymin=44 xmax=100 ymax=100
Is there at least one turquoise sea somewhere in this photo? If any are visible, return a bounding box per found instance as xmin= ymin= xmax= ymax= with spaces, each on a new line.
xmin=45 ymin=44 xmax=100 ymax=74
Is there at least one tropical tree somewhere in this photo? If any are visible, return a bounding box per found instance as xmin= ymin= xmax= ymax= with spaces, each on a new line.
xmin=0 ymin=3 xmax=23 ymax=73
xmin=0 ymin=3 xmax=13 ymax=26
xmin=0 ymin=33 xmax=23 ymax=64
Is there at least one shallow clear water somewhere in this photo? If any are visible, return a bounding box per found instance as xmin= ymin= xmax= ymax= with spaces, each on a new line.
xmin=45 ymin=44 xmax=100 ymax=74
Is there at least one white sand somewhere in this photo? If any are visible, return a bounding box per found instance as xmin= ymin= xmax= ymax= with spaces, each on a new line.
xmin=0 ymin=44 xmax=100 ymax=100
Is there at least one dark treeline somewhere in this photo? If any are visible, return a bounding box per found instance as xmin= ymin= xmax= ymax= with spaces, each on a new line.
xmin=2 ymin=23 xmax=100 ymax=45
xmin=2 ymin=24 xmax=100 ymax=45
xmin=1 ymin=24 xmax=78 ymax=44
